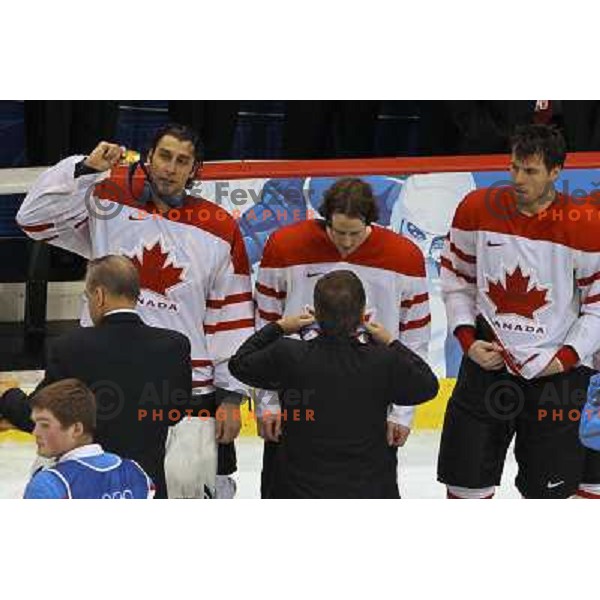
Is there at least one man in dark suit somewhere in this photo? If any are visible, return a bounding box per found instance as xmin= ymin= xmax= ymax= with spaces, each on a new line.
xmin=0 ymin=255 xmax=196 ymax=498
xmin=229 ymin=270 xmax=439 ymax=498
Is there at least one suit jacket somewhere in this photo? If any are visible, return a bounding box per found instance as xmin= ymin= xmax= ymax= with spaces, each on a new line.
xmin=0 ymin=312 xmax=193 ymax=498
xmin=229 ymin=323 xmax=439 ymax=498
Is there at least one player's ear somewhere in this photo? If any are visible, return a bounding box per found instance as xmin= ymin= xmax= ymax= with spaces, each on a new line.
xmin=71 ymin=421 xmax=84 ymax=438
xmin=96 ymin=286 xmax=106 ymax=307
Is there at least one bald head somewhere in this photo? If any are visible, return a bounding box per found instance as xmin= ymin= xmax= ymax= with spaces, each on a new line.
xmin=85 ymin=256 xmax=140 ymax=323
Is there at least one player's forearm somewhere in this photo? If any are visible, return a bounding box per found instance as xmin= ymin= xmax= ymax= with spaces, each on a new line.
xmin=17 ymin=155 xmax=107 ymax=233
xmin=442 ymin=289 xmax=477 ymax=334
xmin=563 ymin=313 xmax=600 ymax=366
xmin=389 ymin=340 xmax=439 ymax=405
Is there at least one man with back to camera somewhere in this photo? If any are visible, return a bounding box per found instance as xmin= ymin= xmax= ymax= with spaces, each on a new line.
xmin=16 ymin=123 xmax=254 ymax=498
xmin=24 ymin=378 xmax=154 ymax=500
xmin=0 ymin=255 xmax=203 ymax=499
xmin=254 ymin=177 xmax=431 ymax=497
xmin=230 ymin=270 xmax=439 ymax=498
xmin=438 ymin=123 xmax=600 ymax=499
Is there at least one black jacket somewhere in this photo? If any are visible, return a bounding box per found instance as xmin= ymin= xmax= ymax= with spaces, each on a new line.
xmin=0 ymin=312 xmax=193 ymax=498
xmin=229 ymin=323 xmax=439 ymax=498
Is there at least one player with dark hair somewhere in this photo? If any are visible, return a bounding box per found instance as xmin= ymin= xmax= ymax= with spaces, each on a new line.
xmin=16 ymin=123 xmax=254 ymax=498
xmin=438 ymin=123 xmax=600 ymax=499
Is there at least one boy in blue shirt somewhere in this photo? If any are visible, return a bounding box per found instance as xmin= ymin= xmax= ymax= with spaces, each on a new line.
xmin=24 ymin=379 xmax=154 ymax=499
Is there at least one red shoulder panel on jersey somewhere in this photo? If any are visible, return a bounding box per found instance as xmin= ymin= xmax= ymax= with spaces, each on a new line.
xmin=260 ymin=220 xmax=339 ymax=268
xmin=260 ymin=220 xmax=426 ymax=277
xmin=454 ymin=188 xmax=600 ymax=252
xmin=349 ymin=227 xmax=426 ymax=278
xmin=94 ymin=174 xmax=251 ymax=275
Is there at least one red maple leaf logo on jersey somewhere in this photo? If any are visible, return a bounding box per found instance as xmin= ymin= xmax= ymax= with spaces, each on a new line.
xmin=130 ymin=242 xmax=184 ymax=297
xmin=486 ymin=266 xmax=549 ymax=319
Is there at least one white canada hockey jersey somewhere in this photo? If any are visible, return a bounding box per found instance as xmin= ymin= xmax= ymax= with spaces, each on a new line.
xmin=255 ymin=219 xmax=431 ymax=427
xmin=441 ymin=187 xmax=600 ymax=379
xmin=16 ymin=156 xmax=254 ymax=395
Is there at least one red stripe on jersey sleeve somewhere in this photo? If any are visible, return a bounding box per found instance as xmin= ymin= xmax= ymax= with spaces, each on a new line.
xmin=74 ymin=216 xmax=89 ymax=229
xmin=450 ymin=242 xmax=476 ymax=264
xmin=21 ymin=222 xmax=54 ymax=233
xmin=400 ymin=293 xmax=429 ymax=309
xmin=577 ymin=272 xmax=600 ymax=287
xmin=192 ymin=379 xmax=214 ymax=389
xmin=258 ymin=309 xmax=282 ymax=322
xmin=204 ymin=318 xmax=255 ymax=334
xmin=399 ymin=314 xmax=431 ymax=332
xmin=256 ymin=282 xmax=287 ymax=300
xmin=582 ymin=293 xmax=600 ymax=305
xmin=440 ymin=257 xmax=476 ymax=284
xmin=206 ymin=292 xmax=253 ymax=309
xmin=192 ymin=360 xmax=213 ymax=368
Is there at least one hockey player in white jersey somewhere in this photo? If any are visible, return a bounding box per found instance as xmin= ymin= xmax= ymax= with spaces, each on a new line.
xmin=255 ymin=177 xmax=431 ymax=497
xmin=17 ymin=124 xmax=254 ymax=498
xmin=438 ymin=124 xmax=600 ymax=499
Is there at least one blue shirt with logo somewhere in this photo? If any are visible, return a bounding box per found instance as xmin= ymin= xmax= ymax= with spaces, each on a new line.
xmin=24 ymin=444 xmax=153 ymax=499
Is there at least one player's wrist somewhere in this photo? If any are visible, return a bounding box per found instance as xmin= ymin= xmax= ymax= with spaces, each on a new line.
xmin=554 ymin=346 xmax=579 ymax=372
xmin=75 ymin=159 xmax=102 ymax=178
xmin=455 ymin=325 xmax=477 ymax=353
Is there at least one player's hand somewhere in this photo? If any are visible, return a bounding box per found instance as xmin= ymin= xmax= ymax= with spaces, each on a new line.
xmin=537 ymin=358 xmax=564 ymax=378
xmin=258 ymin=412 xmax=282 ymax=442
xmin=387 ymin=421 xmax=410 ymax=447
xmin=468 ymin=340 xmax=505 ymax=371
xmin=365 ymin=321 xmax=394 ymax=345
xmin=215 ymin=402 xmax=241 ymax=444
xmin=83 ymin=141 xmax=123 ymax=172
xmin=277 ymin=312 xmax=316 ymax=335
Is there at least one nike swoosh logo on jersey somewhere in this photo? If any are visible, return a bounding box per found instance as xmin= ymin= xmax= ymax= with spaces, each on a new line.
xmin=306 ymin=272 xmax=324 ymax=278
xmin=486 ymin=241 xmax=503 ymax=247
xmin=546 ymin=480 xmax=564 ymax=489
